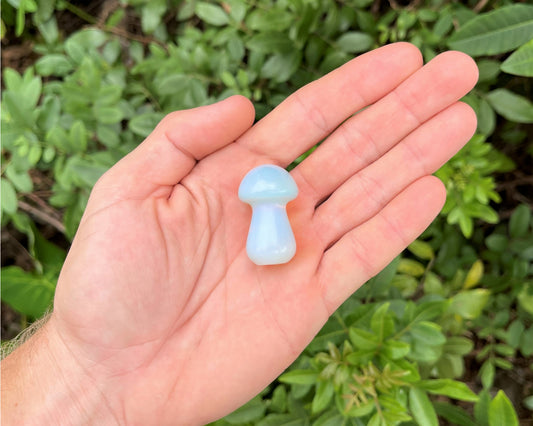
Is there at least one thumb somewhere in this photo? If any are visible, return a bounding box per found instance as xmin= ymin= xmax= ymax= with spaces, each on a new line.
xmin=93 ymin=95 xmax=255 ymax=203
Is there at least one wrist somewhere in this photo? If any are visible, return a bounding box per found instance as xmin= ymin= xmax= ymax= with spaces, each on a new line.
xmin=1 ymin=315 xmax=119 ymax=425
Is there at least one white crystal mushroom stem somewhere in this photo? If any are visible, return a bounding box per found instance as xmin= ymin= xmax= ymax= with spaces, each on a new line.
xmin=238 ymin=165 xmax=298 ymax=265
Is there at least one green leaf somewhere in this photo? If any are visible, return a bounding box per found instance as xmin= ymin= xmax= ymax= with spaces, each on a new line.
xmin=195 ymin=2 xmax=229 ymax=26
xmin=5 ymin=165 xmax=32 ymax=193
xmin=1 ymin=178 xmax=18 ymax=214
xmin=370 ymin=303 xmax=394 ymax=340
xmin=448 ymin=4 xmax=533 ymax=56
xmin=141 ymin=0 xmax=166 ymax=33
xmin=246 ymin=8 xmax=293 ymax=32
xmin=434 ymin=402 xmax=476 ymax=426
xmin=246 ymin=33 xmax=294 ymax=54
xmin=409 ymin=387 xmax=438 ymax=426
xmin=312 ymin=381 xmax=334 ymax=414
xmin=444 ymin=337 xmax=474 ymax=356
xmin=95 ymin=85 xmax=122 ymax=107
xmin=463 ymin=259 xmax=484 ymax=289
xmin=383 ymin=339 xmax=410 ymax=359
xmin=487 ymin=88 xmax=533 ymax=123
xmin=418 ymin=379 xmax=479 ymax=402
xmin=480 ymin=360 xmax=495 ymax=389
xmin=336 ymin=32 xmax=374 ymax=53
xmin=410 ymin=321 xmax=446 ymax=346
xmin=128 ymin=112 xmax=164 ymax=137
xmin=449 ymin=289 xmax=490 ymax=320
xmin=278 ymin=370 xmax=319 ymax=385
xmin=261 ymin=51 xmax=302 ymax=83
xmin=1 ymin=266 xmax=55 ymax=318
xmin=224 ymin=396 xmax=266 ymax=424
xmin=408 ymin=240 xmax=434 ymax=260
xmin=349 ymin=327 xmax=379 ymax=350
xmin=520 ymin=327 xmax=533 ymax=356
xmin=35 ymin=54 xmax=73 ymax=76
xmin=93 ymin=105 xmax=124 ymax=124
xmin=475 ymin=390 xmax=491 ymax=426
xmin=69 ymin=120 xmax=88 ymax=152
xmin=397 ymin=258 xmax=426 ymax=277
xmin=501 ymin=38 xmax=533 ymax=77
xmin=489 ymin=390 xmax=518 ymax=426
xmin=509 ymin=204 xmax=531 ymax=238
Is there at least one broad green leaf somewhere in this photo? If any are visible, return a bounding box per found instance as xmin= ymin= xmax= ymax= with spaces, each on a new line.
xmin=195 ymin=2 xmax=229 ymax=26
xmin=96 ymin=124 xmax=120 ymax=148
xmin=246 ymin=8 xmax=292 ymax=32
xmin=501 ymin=38 xmax=533 ymax=77
xmin=246 ymin=33 xmax=294 ymax=54
xmin=463 ymin=259 xmax=484 ymax=289
xmin=487 ymin=89 xmax=533 ymax=123
xmin=261 ymin=51 xmax=302 ymax=83
xmin=349 ymin=327 xmax=379 ymax=350
xmin=434 ymin=402 xmax=476 ymax=426
xmin=518 ymin=283 xmax=533 ymax=315
xmin=278 ymin=370 xmax=319 ymax=385
xmin=129 ymin=112 xmax=165 ymax=137
xmin=1 ymin=178 xmax=18 ymax=214
xmin=448 ymin=4 xmax=533 ymax=56
xmin=69 ymin=120 xmax=88 ymax=152
xmin=141 ymin=0 xmax=166 ymax=33
xmin=312 ymin=381 xmax=334 ymax=414
xmin=370 ymin=303 xmax=394 ymax=340
xmin=509 ymin=204 xmax=531 ymax=238
xmin=488 ymin=391 xmax=518 ymax=426
xmin=269 ymin=385 xmax=287 ymax=413
xmin=449 ymin=289 xmax=490 ymax=320
xmin=5 ymin=165 xmax=32 ymax=193
xmin=444 ymin=337 xmax=474 ymax=356
xmin=485 ymin=233 xmax=508 ymax=252
xmin=95 ymin=85 xmax=122 ymax=107
xmin=418 ymin=379 xmax=478 ymax=402
xmin=520 ymin=327 xmax=533 ymax=356
xmin=224 ymin=396 xmax=266 ymax=424
xmin=336 ymin=32 xmax=374 ymax=53
xmin=410 ymin=321 xmax=446 ymax=346
xmin=475 ymin=390 xmax=491 ymax=426
xmin=408 ymin=240 xmax=434 ymax=260
xmin=523 ymin=395 xmax=533 ymax=411
xmin=256 ymin=413 xmax=305 ymax=426
xmin=3 ymin=91 xmax=34 ymax=128
xmin=409 ymin=387 xmax=438 ymax=426
xmin=312 ymin=409 xmax=344 ymax=426
xmin=93 ymin=105 xmax=124 ymax=124
xmin=1 ymin=266 xmax=55 ymax=318
xmin=383 ymin=339 xmax=410 ymax=359
xmin=397 ymin=258 xmax=426 ymax=277
xmin=35 ymin=54 xmax=73 ymax=76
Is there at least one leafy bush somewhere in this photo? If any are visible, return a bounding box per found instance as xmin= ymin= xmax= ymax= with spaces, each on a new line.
xmin=1 ymin=0 xmax=532 ymax=424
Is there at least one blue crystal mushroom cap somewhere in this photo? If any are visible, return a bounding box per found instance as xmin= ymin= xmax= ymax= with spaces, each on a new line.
xmin=238 ymin=165 xmax=298 ymax=204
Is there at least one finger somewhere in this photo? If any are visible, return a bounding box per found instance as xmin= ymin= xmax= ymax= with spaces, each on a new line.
xmin=318 ymin=175 xmax=446 ymax=314
xmin=314 ymin=102 xmax=476 ymax=247
xmin=95 ymin=95 xmax=255 ymax=200
xmin=237 ymin=42 xmax=423 ymax=165
xmin=293 ymin=51 xmax=478 ymax=204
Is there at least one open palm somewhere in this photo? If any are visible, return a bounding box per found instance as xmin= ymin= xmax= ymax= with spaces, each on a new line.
xmin=49 ymin=43 xmax=478 ymax=425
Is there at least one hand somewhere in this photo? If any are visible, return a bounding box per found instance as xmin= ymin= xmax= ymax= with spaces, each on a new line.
xmin=1 ymin=43 xmax=478 ymax=425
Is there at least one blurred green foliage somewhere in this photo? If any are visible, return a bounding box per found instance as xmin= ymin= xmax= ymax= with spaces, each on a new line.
xmin=1 ymin=0 xmax=532 ymax=424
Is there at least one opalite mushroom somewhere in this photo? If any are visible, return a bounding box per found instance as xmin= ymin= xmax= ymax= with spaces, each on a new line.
xmin=238 ymin=165 xmax=298 ymax=265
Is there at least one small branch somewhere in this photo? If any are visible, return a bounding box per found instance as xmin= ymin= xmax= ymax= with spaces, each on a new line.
xmin=473 ymin=0 xmax=490 ymax=13
xmin=18 ymin=200 xmax=66 ymax=234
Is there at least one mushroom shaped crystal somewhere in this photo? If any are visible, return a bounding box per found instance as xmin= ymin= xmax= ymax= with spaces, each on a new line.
xmin=239 ymin=165 xmax=298 ymax=265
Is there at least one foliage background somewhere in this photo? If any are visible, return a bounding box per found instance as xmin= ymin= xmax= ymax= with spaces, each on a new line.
xmin=1 ymin=0 xmax=532 ymax=424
